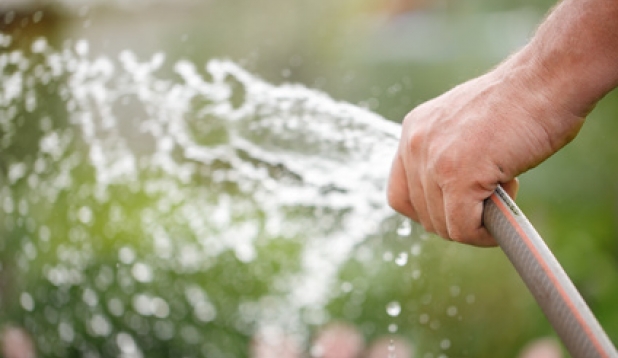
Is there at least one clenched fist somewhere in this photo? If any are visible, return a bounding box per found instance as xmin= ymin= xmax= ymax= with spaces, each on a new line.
xmin=387 ymin=63 xmax=584 ymax=246
xmin=386 ymin=0 xmax=618 ymax=246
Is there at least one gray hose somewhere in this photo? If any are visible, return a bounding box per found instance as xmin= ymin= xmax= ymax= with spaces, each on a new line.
xmin=483 ymin=186 xmax=617 ymax=358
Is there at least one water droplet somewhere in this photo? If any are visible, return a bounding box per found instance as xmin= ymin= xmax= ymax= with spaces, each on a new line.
xmin=108 ymin=298 xmax=125 ymax=317
xmin=383 ymin=251 xmax=393 ymax=262
xmin=397 ymin=220 xmax=412 ymax=236
xmin=395 ymin=252 xmax=408 ymax=266
xmin=412 ymin=269 xmax=421 ymax=280
xmin=341 ymin=281 xmax=353 ymax=293
xmin=0 ymin=33 xmax=12 ymax=47
xmin=82 ymin=288 xmax=98 ymax=307
xmin=90 ymin=314 xmax=112 ymax=337
xmin=3 ymin=196 xmax=14 ymax=214
xmin=410 ymin=243 xmax=422 ymax=257
xmin=8 ymin=162 xmax=27 ymax=184
xmin=32 ymin=11 xmax=43 ymax=23
xmin=449 ymin=285 xmax=461 ymax=297
xmin=440 ymin=339 xmax=451 ymax=350
xmin=133 ymin=294 xmax=152 ymax=316
xmin=75 ymin=40 xmax=89 ymax=57
xmin=386 ymin=301 xmax=401 ymax=317
xmin=446 ymin=306 xmax=458 ymax=317
xmin=419 ymin=313 xmax=429 ymax=325
xmin=194 ymin=301 xmax=217 ymax=322
xmin=131 ymin=262 xmax=153 ymax=283
xmin=18 ymin=199 xmax=29 ymax=215
xmin=58 ymin=322 xmax=74 ymax=343
xmin=20 ymin=292 xmax=34 ymax=311
xmin=78 ymin=206 xmax=93 ymax=224
xmin=4 ymin=11 xmax=15 ymax=25
xmin=116 ymin=332 xmax=140 ymax=355
xmin=388 ymin=324 xmax=398 ymax=333
xmin=31 ymin=38 xmax=47 ymax=53
xmin=118 ymin=247 xmax=136 ymax=264
xmin=151 ymin=297 xmax=170 ymax=318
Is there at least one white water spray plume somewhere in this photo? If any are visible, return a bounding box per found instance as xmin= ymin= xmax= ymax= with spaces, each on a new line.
xmin=0 ymin=36 xmax=421 ymax=357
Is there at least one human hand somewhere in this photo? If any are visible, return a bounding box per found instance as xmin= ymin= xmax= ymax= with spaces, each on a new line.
xmin=387 ymin=64 xmax=585 ymax=246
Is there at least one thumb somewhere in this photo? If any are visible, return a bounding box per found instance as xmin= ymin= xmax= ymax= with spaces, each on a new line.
xmin=500 ymin=178 xmax=520 ymax=200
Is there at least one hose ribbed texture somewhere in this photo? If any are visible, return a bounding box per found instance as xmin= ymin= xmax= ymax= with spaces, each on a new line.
xmin=483 ymin=186 xmax=617 ymax=358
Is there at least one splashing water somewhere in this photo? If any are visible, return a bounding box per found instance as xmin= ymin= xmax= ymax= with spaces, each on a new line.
xmin=386 ymin=301 xmax=402 ymax=317
xmin=0 ymin=36 xmax=409 ymax=356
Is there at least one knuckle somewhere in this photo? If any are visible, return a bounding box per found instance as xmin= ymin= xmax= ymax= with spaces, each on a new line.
xmin=435 ymin=226 xmax=450 ymax=240
xmin=405 ymin=130 xmax=425 ymax=154
xmin=421 ymin=221 xmax=435 ymax=235
xmin=448 ymin=226 xmax=496 ymax=247
xmin=446 ymin=221 xmax=473 ymax=244
xmin=402 ymin=116 xmax=430 ymax=153
xmin=387 ymin=188 xmax=406 ymax=213
xmin=448 ymin=228 xmax=466 ymax=243
xmin=451 ymin=234 xmax=475 ymax=245
xmin=429 ymin=154 xmax=458 ymax=189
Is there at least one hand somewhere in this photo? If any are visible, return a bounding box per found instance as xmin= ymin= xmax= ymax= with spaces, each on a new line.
xmin=387 ymin=64 xmax=584 ymax=246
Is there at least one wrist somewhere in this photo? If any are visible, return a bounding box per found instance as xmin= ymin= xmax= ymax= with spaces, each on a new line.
xmin=487 ymin=49 xmax=587 ymax=152
xmin=496 ymin=45 xmax=594 ymax=119
xmin=497 ymin=0 xmax=618 ymax=118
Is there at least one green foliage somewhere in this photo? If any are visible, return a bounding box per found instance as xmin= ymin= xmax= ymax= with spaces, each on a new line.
xmin=2 ymin=1 xmax=617 ymax=357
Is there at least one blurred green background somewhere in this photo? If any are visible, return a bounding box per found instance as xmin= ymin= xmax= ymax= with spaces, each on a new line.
xmin=1 ymin=0 xmax=618 ymax=357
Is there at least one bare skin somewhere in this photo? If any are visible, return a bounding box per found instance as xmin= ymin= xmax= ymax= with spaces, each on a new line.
xmin=388 ymin=0 xmax=618 ymax=246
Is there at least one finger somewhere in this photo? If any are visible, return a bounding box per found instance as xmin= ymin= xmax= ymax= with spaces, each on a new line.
xmin=387 ymin=154 xmax=418 ymax=221
xmin=424 ymin=180 xmax=449 ymax=239
xmin=404 ymin=159 xmax=434 ymax=234
xmin=444 ymin=191 xmax=497 ymax=247
xmin=500 ymin=178 xmax=520 ymax=200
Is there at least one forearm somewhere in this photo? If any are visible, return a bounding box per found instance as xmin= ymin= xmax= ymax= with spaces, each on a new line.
xmin=500 ymin=0 xmax=618 ymax=118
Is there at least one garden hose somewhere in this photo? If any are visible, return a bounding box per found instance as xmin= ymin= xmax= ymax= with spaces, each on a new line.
xmin=483 ymin=186 xmax=617 ymax=358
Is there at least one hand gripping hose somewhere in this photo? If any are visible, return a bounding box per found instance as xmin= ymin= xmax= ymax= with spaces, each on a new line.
xmin=483 ymin=186 xmax=617 ymax=358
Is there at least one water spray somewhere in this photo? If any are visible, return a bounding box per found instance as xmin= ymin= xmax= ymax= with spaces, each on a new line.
xmin=2 ymin=32 xmax=617 ymax=356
